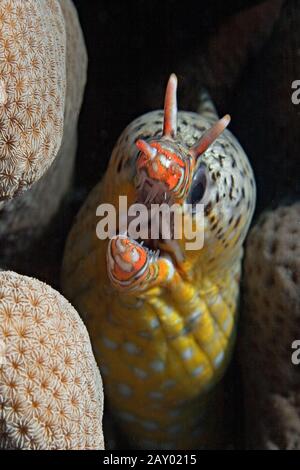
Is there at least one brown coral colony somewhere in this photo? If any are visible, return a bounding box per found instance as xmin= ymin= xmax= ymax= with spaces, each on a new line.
xmin=0 ymin=0 xmax=65 ymax=200
xmin=0 ymin=271 xmax=104 ymax=450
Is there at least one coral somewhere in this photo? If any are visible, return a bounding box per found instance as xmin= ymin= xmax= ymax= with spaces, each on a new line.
xmin=240 ymin=203 xmax=300 ymax=449
xmin=0 ymin=271 xmax=104 ymax=450
xmin=58 ymin=0 xmax=87 ymax=130
xmin=0 ymin=0 xmax=87 ymax=266
xmin=0 ymin=0 xmax=66 ymax=201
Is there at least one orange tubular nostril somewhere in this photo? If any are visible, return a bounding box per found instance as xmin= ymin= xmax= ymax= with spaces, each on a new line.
xmin=190 ymin=114 xmax=231 ymax=160
xmin=136 ymin=139 xmax=157 ymax=161
xmin=163 ymin=73 xmax=178 ymax=138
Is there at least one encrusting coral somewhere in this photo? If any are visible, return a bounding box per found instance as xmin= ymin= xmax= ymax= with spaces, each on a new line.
xmin=0 ymin=0 xmax=87 ymax=265
xmin=0 ymin=271 xmax=104 ymax=450
xmin=239 ymin=202 xmax=300 ymax=449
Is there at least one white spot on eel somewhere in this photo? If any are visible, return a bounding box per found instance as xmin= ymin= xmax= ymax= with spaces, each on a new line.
xmin=102 ymin=337 xmax=118 ymax=350
xmin=182 ymin=347 xmax=194 ymax=360
xmin=124 ymin=342 xmax=140 ymax=355
xmin=150 ymin=360 xmax=165 ymax=372
xmin=214 ymin=351 xmax=224 ymax=367
xmin=133 ymin=367 xmax=148 ymax=379
xmin=117 ymin=383 xmax=133 ymax=397
xmin=192 ymin=365 xmax=204 ymax=377
xmin=149 ymin=391 xmax=164 ymax=400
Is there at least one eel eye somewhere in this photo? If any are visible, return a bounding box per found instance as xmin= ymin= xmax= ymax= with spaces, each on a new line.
xmin=187 ymin=164 xmax=208 ymax=205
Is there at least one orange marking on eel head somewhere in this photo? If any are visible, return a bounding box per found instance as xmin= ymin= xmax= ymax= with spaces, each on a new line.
xmin=136 ymin=139 xmax=193 ymax=199
xmin=108 ymin=236 xmax=148 ymax=285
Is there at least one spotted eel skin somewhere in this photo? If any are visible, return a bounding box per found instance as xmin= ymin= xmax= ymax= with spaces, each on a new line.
xmin=62 ymin=75 xmax=256 ymax=449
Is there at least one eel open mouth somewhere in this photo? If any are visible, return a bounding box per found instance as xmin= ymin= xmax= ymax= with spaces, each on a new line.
xmin=136 ymin=170 xmax=173 ymax=206
xmin=119 ymin=170 xmax=184 ymax=264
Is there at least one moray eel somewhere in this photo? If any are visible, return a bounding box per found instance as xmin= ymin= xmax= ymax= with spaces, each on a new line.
xmin=62 ymin=74 xmax=256 ymax=449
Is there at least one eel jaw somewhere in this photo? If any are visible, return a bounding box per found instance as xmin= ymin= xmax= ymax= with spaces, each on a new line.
xmin=107 ymin=235 xmax=159 ymax=292
xmin=134 ymin=170 xmax=185 ymax=265
xmin=136 ymin=170 xmax=172 ymax=206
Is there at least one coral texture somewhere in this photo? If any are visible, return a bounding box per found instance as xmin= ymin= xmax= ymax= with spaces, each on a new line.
xmin=0 ymin=0 xmax=87 ymax=266
xmin=240 ymin=203 xmax=300 ymax=449
xmin=0 ymin=271 xmax=104 ymax=450
xmin=58 ymin=0 xmax=87 ymax=130
xmin=0 ymin=0 xmax=66 ymax=200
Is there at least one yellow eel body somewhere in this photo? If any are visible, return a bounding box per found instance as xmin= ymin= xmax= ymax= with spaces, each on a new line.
xmin=62 ymin=75 xmax=256 ymax=449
